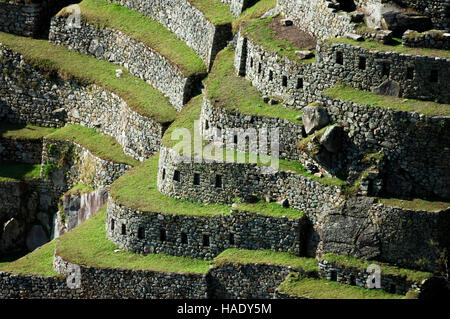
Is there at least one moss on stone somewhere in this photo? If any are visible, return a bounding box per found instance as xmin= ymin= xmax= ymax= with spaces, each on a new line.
xmin=322 ymin=253 xmax=434 ymax=282
xmin=278 ymin=273 xmax=404 ymax=299
xmin=46 ymin=125 xmax=139 ymax=166
xmin=0 ymin=32 xmax=177 ymax=124
xmin=324 ymin=83 xmax=450 ymax=117
xmin=214 ymin=249 xmax=318 ymax=273
xmin=57 ymin=0 xmax=206 ymax=77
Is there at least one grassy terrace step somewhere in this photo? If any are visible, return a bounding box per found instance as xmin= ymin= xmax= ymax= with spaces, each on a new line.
xmin=214 ymin=249 xmax=318 ymax=273
xmin=162 ymin=94 xmax=347 ymax=187
xmin=378 ymin=198 xmax=450 ymax=212
xmin=0 ymin=32 xmax=177 ymax=124
xmin=57 ymin=0 xmax=206 ymax=77
xmin=326 ymin=37 xmax=450 ymax=60
xmin=278 ymin=273 xmax=404 ymax=299
xmin=186 ymin=0 xmax=234 ymax=25
xmin=46 ymin=125 xmax=139 ymax=167
xmin=0 ymin=122 xmax=56 ymax=140
xmin=56 ymin=207 xmax=210 ymax=274
xmin=240 ymin=15 xmax=316 ymax=64
xmin=232 ymin=0 xmax=276 ymax=33
xmin=1 ymin=241 xmax=60 ymax=277
xmin=0 ymin=161 xmax=41 ymax=182
xmin=322 ymin=253 xmax=433 ymax=282
xmin=205 ymin=47 xmax=303 ymax=123
xmin=324 ymin=83 xmax=450 ymax=117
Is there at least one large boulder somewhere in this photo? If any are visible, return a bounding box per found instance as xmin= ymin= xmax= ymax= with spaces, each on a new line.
xmin=382 ymin=11 xmax=432 ymax=36
xmin=371 ymin=80 xmax=400 ymax=97
xmin=320 ymin=125 xmax=342 ymax=153
xmin=302 ymin=106 xmax=330 ymax=135
xmin=26 ymin=225 xmax=48 ymax=251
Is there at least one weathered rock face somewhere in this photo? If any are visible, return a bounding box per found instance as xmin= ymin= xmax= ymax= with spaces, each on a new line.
xmin=371 ymin=80 xmax=401 ymax=97
xmin=26 ymin=225 xmax=48 ymax=251
xmin=320 ymin=125 xmax=342 ymax=153
xmin=317 ymin=197 xmax=450 ymax=272
xmin=382 ymin=11 xmax=432 ymax=36
xmin=302 ymin=106 xmax=330 ymax=135
xmin=55 ymin=188 xmax=109 ymax=238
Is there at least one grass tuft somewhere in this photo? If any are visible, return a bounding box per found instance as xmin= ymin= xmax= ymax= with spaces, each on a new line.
xmin=0 ymin=162 xmax=41 ymax=182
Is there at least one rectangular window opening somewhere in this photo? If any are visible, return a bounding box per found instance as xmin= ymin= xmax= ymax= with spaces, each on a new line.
xmin=138 ymin=226 xmax=144 ymax=240
xmin=160 ymin=229 xmax=166 ymax=242
xmin=121 ymin=224 xmax=126 ymax=235
xmin=173 ymin=170 xmax=180 ymax=182
xmin=336 ymin=51 xmax=343 ymax=65
xmin=194 ymin=173 xmax=200 ymax=185
xmin=430 ymin=69 xmax=438 ymax=83
xmin=358 ymin=56 xmax=366 ymax=70
xmin=407 ymin=67 xmax=414 ymax=80
xmin=269 ymin=70 xmax=273 ymax=81
xmin=181 ymin=232 xmax=188 ymax=245
xmin=296 ymin=78 xmax=303 ymax=89
xmin=111 ymin=219 xmax=115 ymax=231
xmin=382 ymin=62 xmax=390 ymax=77
xmin=203 ymin=234 xmax=210 ymax=247
xmin=215 ymin=174 xmax=222 ymax=188
xmin=282 ymin=75 xmax=288 ymax=87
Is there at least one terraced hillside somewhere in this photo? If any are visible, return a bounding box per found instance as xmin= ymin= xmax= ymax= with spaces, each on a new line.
xmin=0 ymin=0 xmax=449 ymax=299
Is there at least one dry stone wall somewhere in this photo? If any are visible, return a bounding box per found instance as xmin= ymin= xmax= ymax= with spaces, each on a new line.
xmin=200 ymin=96 xmax=304 ymax=160
xmin=390 ymin=0 xmax=450 ymax=30
xmin=106 ymin=198 xmax=305 ymax=259
xmin=0 ymin=138 xmax=42 ymax=164
xmin=277 ymin=0 xmax=357 ymax=40
xmin=402 ymin=30 xmax=450 ymax=50
xmin=157 ymin=146 xmax=343 ymax=220
xmin=0 ymin=44 xmax=165 ymax=161
xmin=49 ymin=17 xmax=204 ymax=111
xmin=107 ymin=0 xmax=232 ymax=70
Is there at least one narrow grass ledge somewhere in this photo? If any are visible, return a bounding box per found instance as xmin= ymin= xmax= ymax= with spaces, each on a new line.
xmin=46 ymin=125 xmax=139 ymax=167
xmin=214 ymin=249 xmax=318 ymax=274
xmin=187 ymin=0 xmax=235 ymax=25
xmin=324 ymin=83 xmax=450 ymax=117
xmin=378 ymin=198 xmax=450 ymax=212
xmin=278 ymin=273 xmax=404 ymax=299
xmin=205 ymin=47 xmax=304 ymax=122
xmin=326 ymin=37 xmax=450 ymax=60
xmin=56 ymin=207 xmax=211 ymax=274
xmin=322 ymin=253 xmax=433 ymax=283
xmin=0 ymin=161 xmax=41 ymax=182
xmin=232 ymin=0 xmax=277 ymax=33
xmin=56 ymin=0 xmax=206 ymax=77
xmin=240 ymin=16 xmax=316 ymax=64
xmin=0 ymin=32 xmax=177 ymax=124
xmin=0 ymin=122 xmax=56 ymax=140
xmin=1 ymin=241 xmax=60 ymax=277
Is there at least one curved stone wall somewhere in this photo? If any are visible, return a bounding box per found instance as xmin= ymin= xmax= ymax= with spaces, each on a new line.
xmin=49 ymin=17 xmax=204 ymax=111
xmin=107 ymin=0 xmax=232 ymax=70
xmin=277 ymin=0 xmax=356 ymax=40
xmin=200 ymin=96 xmax=304 ymax=160
xmin=106 ymin=198 xmax=305 ymax=259
xmin=0 ymin=45 xmax=165 ymax=161
xmin=157 ymin=146 xmax=343 ymax=217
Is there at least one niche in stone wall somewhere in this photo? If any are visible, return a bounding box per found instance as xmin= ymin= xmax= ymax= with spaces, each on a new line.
xmin=297 ymin=78 xmax=304 ymax=89
xmin=162 ymin=168 xmax=166 ymax=180
xmin=111 ymin=219 xmax=115 ymax=231
xmin=121 ymin=224 xmax=126 ymax=235
xmin=336 ymin=51 xmax=344 ymax=65
xmin=258 ymin=62 xmax=262 ymax=74
xmin=282 ymin=76 xmax=288 ymax=87
xmin=173 ymin=170 xmax=181 ymax=182
xmin=358 ymin=56 xmax=367 ymax=70
xmin=160 ymin=229 xmax=167 ymax=242
xmin=194 ymin=173 xmax=200 ymax=185
xmin=269 ymin=70 xmax=273 ymax=81
xmin=181 ymin=232 xmax=188 ymax=244
xmin=250 ymin=57 xmax=254 ymax=68
xmin=382 ymin=62 xmax=390 ymax=77
xmin=430 ymin=69 xmax=439 ymax=83
xmin=407 ymin=66 xmax=415 ymax=80
xmin=215 ymin=175 xmax=223 ymax=188
xmin=349 ymin=274 xmax=356 ymax=285
xmin=229 ymin=233 xmax=234 ymax=245
xmin=203 ymin=234 xmax=210 ymax=247
xmin=138 ymin=226 xmax=145 ymax=240
xmin=233 ymin=133 xmax=238 ymax=144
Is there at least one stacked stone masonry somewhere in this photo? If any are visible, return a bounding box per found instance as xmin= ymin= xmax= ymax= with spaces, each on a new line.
xmin=106 ymin=198 xmax=304 ymax=260
xmin=0 ymin=137 xmax=43 ymax=164
xmin=0 ymin=45 xmax=165 ymax=161
xmin=107 ymin=0 xmax=232 ymax=70
xmin=402 ymin=30 xmax=450 ymax=50
xmin=277 ymin=0 xmax=357 ymax=40
xmin=49 ymin=17 xmax=205 ymax=111
xmin=200 ymin=96 xmax=304 ymax=161
xmin=157 ymin=146 xmax=344 ymax=218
